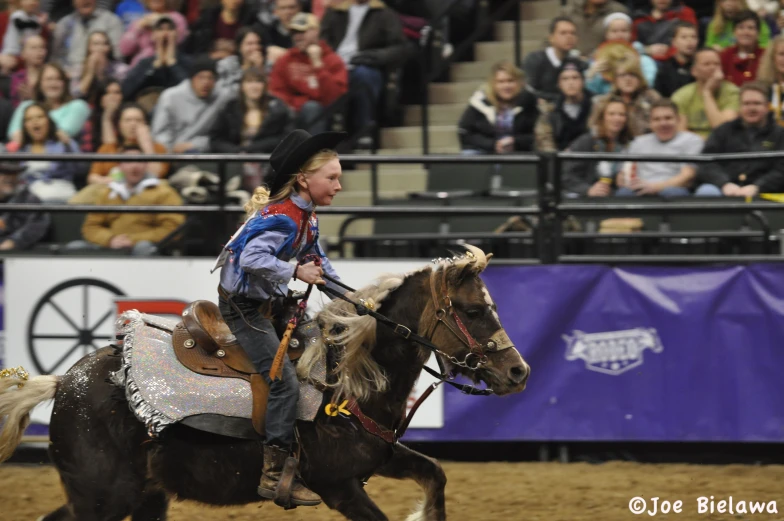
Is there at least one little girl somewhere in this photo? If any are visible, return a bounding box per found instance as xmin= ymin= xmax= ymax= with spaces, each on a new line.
xmin=213 ymin=129 xmax=345 ymax=508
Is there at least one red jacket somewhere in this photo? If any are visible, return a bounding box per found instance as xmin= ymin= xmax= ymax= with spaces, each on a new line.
xmin=720 ymin=45 xmax=764 ymax=87
xmin=269 ymin=41 xmax=348 ymax=112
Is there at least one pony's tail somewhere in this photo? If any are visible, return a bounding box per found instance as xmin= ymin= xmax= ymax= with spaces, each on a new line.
xmin=244 ymin=186 xmax=270 ymax=219
xmin=0 ymin=375 xmax=59 ymax=463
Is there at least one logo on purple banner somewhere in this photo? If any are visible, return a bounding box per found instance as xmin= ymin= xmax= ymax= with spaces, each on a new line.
xmin=563 ymin=328 xmax=664 ymax=376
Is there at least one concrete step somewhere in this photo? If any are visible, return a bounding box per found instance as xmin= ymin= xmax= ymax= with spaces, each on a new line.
xmin=404 ymin=103 xmax=466 ymax=126
xmin=520 ymin=0 xmax=561 ymax=20
xmin=429 ymin=81 xmax=482 ymax=104
xmin=474 ymin=39 xmax=543 ymax=62
xmin=381 ymin=124 xmax=459 ymax=149
xmin=495 ymin=19 xmax=550 ymax=42
xmin=372 ymin=145 xmax=461 ymax=155
xmin=450 ymin=60 xmax=495 ymax=82
xmin=352 ymin=162 xmax=431 ymax=173
xmin=339 ymin=168 xmax=427 ymax=193
xmin=329 ymin=192 xmax=371 ymax=207
xmin=319 ymin=215 xmax=372 ymax=239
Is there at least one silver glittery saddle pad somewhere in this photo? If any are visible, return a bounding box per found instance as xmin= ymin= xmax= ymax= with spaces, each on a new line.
xmin=110 ymin=311 xmax=326 ymax=438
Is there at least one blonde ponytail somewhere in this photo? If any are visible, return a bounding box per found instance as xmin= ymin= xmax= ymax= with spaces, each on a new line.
xmin=244 ymin=186 xmax=270 ymax=219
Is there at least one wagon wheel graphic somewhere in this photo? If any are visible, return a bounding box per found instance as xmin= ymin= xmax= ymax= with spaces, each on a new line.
xmin=27 ymin=278 xmax=125 ymax=375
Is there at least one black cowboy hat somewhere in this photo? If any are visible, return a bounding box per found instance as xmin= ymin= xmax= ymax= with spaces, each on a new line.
xmin=266 ymin=130 xmax=347 ymax=195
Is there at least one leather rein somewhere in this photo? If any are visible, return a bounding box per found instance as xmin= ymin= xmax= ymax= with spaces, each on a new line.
xmin=315 ymin=268 xmax=500 ymax=443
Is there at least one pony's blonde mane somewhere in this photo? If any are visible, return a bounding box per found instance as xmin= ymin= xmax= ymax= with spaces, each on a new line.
xmin=297 ymin=245 xmax=491 ymax=402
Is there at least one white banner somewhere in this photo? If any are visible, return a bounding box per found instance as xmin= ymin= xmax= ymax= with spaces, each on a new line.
xmin=5 ymin=257 xmax=443 ymax=429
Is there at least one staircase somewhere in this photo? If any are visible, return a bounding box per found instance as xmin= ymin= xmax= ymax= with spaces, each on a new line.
xmin=322 ymin=0 xmax=562 ymax=242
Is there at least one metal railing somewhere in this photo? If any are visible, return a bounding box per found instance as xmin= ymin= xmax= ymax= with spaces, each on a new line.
xmin=4 ymin=150 xmax=784 ymax=265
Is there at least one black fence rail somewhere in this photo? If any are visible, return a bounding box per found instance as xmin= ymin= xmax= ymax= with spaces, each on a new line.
xmin=3 ymin=151 xmax=784 ymax=264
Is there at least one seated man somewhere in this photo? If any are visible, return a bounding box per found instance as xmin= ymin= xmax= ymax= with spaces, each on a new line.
xmin=52 ymin=0 xmax=124 ymax=70
xmin=321 ymin=0 xmax=408 ymax=143
xmin=152 ymin=57 xmax=235 ymax=153
xmin=254 ymin=0 xmax=301 ymax=66
xmin=71 ymin=146 xmax=185 ymax=255
xmin=121 ymin=16 xmax=191 ymax=101
xmin=632 ymin=0 xmax=697 ymax=61
xmin=0 ymin=160 xmax=50 ymax=251
xmin=616 ymin=99 xmax=703 ymax=197
xmin=671 ymin=48 xmax=739 ymax=140
xmin=695 ymin=82 xmax=784 ymax=196
xmin=523 ymin=16 xmax=583 ymax=102
xmin=269 ymin=13 xmax=348 ymax=133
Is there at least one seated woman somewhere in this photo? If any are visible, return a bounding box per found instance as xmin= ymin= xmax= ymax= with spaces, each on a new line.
xmin=562 ymin=95 xmax=634 ymax=197
xmin=70 ymin=30 xmax=130 ymax=100
xmin=585 ymin=13 xmax=658 ymax=94
xmin=7 ymin=63 xmax=91 ymax=145
xmin=119 ymin=0 xmax=189 ymax=68
xmin=535 ymin=59 xmax=594 ymax=152
xmin=16 ymin=102 xmax=83 ymax=203
xmin=706 ymin=0 xmax=771 ymax=50
xmin=216 ymin=27 xmax=266 ymax=96
xmin=91 ymin=102 xmax=169 ymax=182
xmin=9 ymin=34 xmax=47 ymax=108
xmin=209 ymin=67 xmax=292 ymax=190
xmin=83 ymin=79 xmax=124 ymax=153
xmin=591 ymin=59 xmax=661 ymax=137
xmin=71 ymin=102 xmax=168 ymax=203
xmin=457 ymin=61 xmax=538 ymax=155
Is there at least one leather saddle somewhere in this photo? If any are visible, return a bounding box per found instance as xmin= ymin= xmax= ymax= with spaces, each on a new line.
xmin=171 ymin=298 xmax=320 ymax=437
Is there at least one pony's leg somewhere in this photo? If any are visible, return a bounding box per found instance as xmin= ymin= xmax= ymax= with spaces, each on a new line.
xmin=374 ymin=443 xmax=447 ymax=521
xmin=131 ymin=489 xmax=169 ymax=521
xmin=319 ymin=479 xmax=389 ymax=521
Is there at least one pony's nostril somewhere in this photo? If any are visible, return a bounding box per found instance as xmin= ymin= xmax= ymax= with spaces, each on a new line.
xmin=508 ymin=365 xmax=528 ymax=384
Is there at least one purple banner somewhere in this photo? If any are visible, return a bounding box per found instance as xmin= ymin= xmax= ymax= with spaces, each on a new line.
xmin=403 ymin=264 xmax=784 ymax=442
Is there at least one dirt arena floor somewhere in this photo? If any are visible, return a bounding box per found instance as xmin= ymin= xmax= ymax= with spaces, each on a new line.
xmin=1 ymin=460 xmax=783 ymax=521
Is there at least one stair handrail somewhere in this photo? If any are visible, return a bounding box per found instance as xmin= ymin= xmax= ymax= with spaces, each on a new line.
xmin=418 ymin=0 xmax=523 ymax=154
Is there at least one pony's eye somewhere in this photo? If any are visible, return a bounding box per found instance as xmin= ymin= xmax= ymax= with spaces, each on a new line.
xmin=466 ymin=308 xmax=484 ymax=319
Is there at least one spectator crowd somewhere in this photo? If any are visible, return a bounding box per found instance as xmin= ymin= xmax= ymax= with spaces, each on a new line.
xmin=0 ymin=0 xmax=430 ymax=252
xmin=458 ymin=0 xmax=784 ymax=201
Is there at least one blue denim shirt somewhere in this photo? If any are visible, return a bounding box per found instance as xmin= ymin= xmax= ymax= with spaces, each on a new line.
xmin=216 ymin=193 xmax=341 ymax=301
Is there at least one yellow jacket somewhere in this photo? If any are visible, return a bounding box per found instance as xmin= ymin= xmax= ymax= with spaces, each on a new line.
xmin=82 ymin=180 xmax=185 ymax=247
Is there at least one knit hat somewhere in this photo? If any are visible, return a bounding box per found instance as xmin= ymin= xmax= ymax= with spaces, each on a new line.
xmin=190 ymin=56 xmax=217 ymax=78
xmin=603 ymin=12 xmax=632 ymax=28
xmin=559 ymin=57 xmax=586 ymax=78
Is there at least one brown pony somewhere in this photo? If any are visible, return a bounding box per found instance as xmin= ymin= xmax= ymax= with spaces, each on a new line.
xmin=0 ymin=245 xmax=529 ymax=521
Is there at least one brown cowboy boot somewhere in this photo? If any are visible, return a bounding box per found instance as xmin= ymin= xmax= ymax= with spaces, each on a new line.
xmin=258 ymin=444 xmax=322 ymax=507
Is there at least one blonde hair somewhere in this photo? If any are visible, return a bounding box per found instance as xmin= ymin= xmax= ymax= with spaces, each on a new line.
xmin=243 ymin=149 xmax=339 ymax=218
xmin=711 ymin=0 xmax=748 ymax=36
xmin=297 ymin=245 xmax=492 ymax=403
xmin=758 ymin=34 xmax=784 ymax=84
xmin=612 ymin=59 xmax=648 ymax=92
xmin=485 ymin=61 xmax=523 ymax=108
